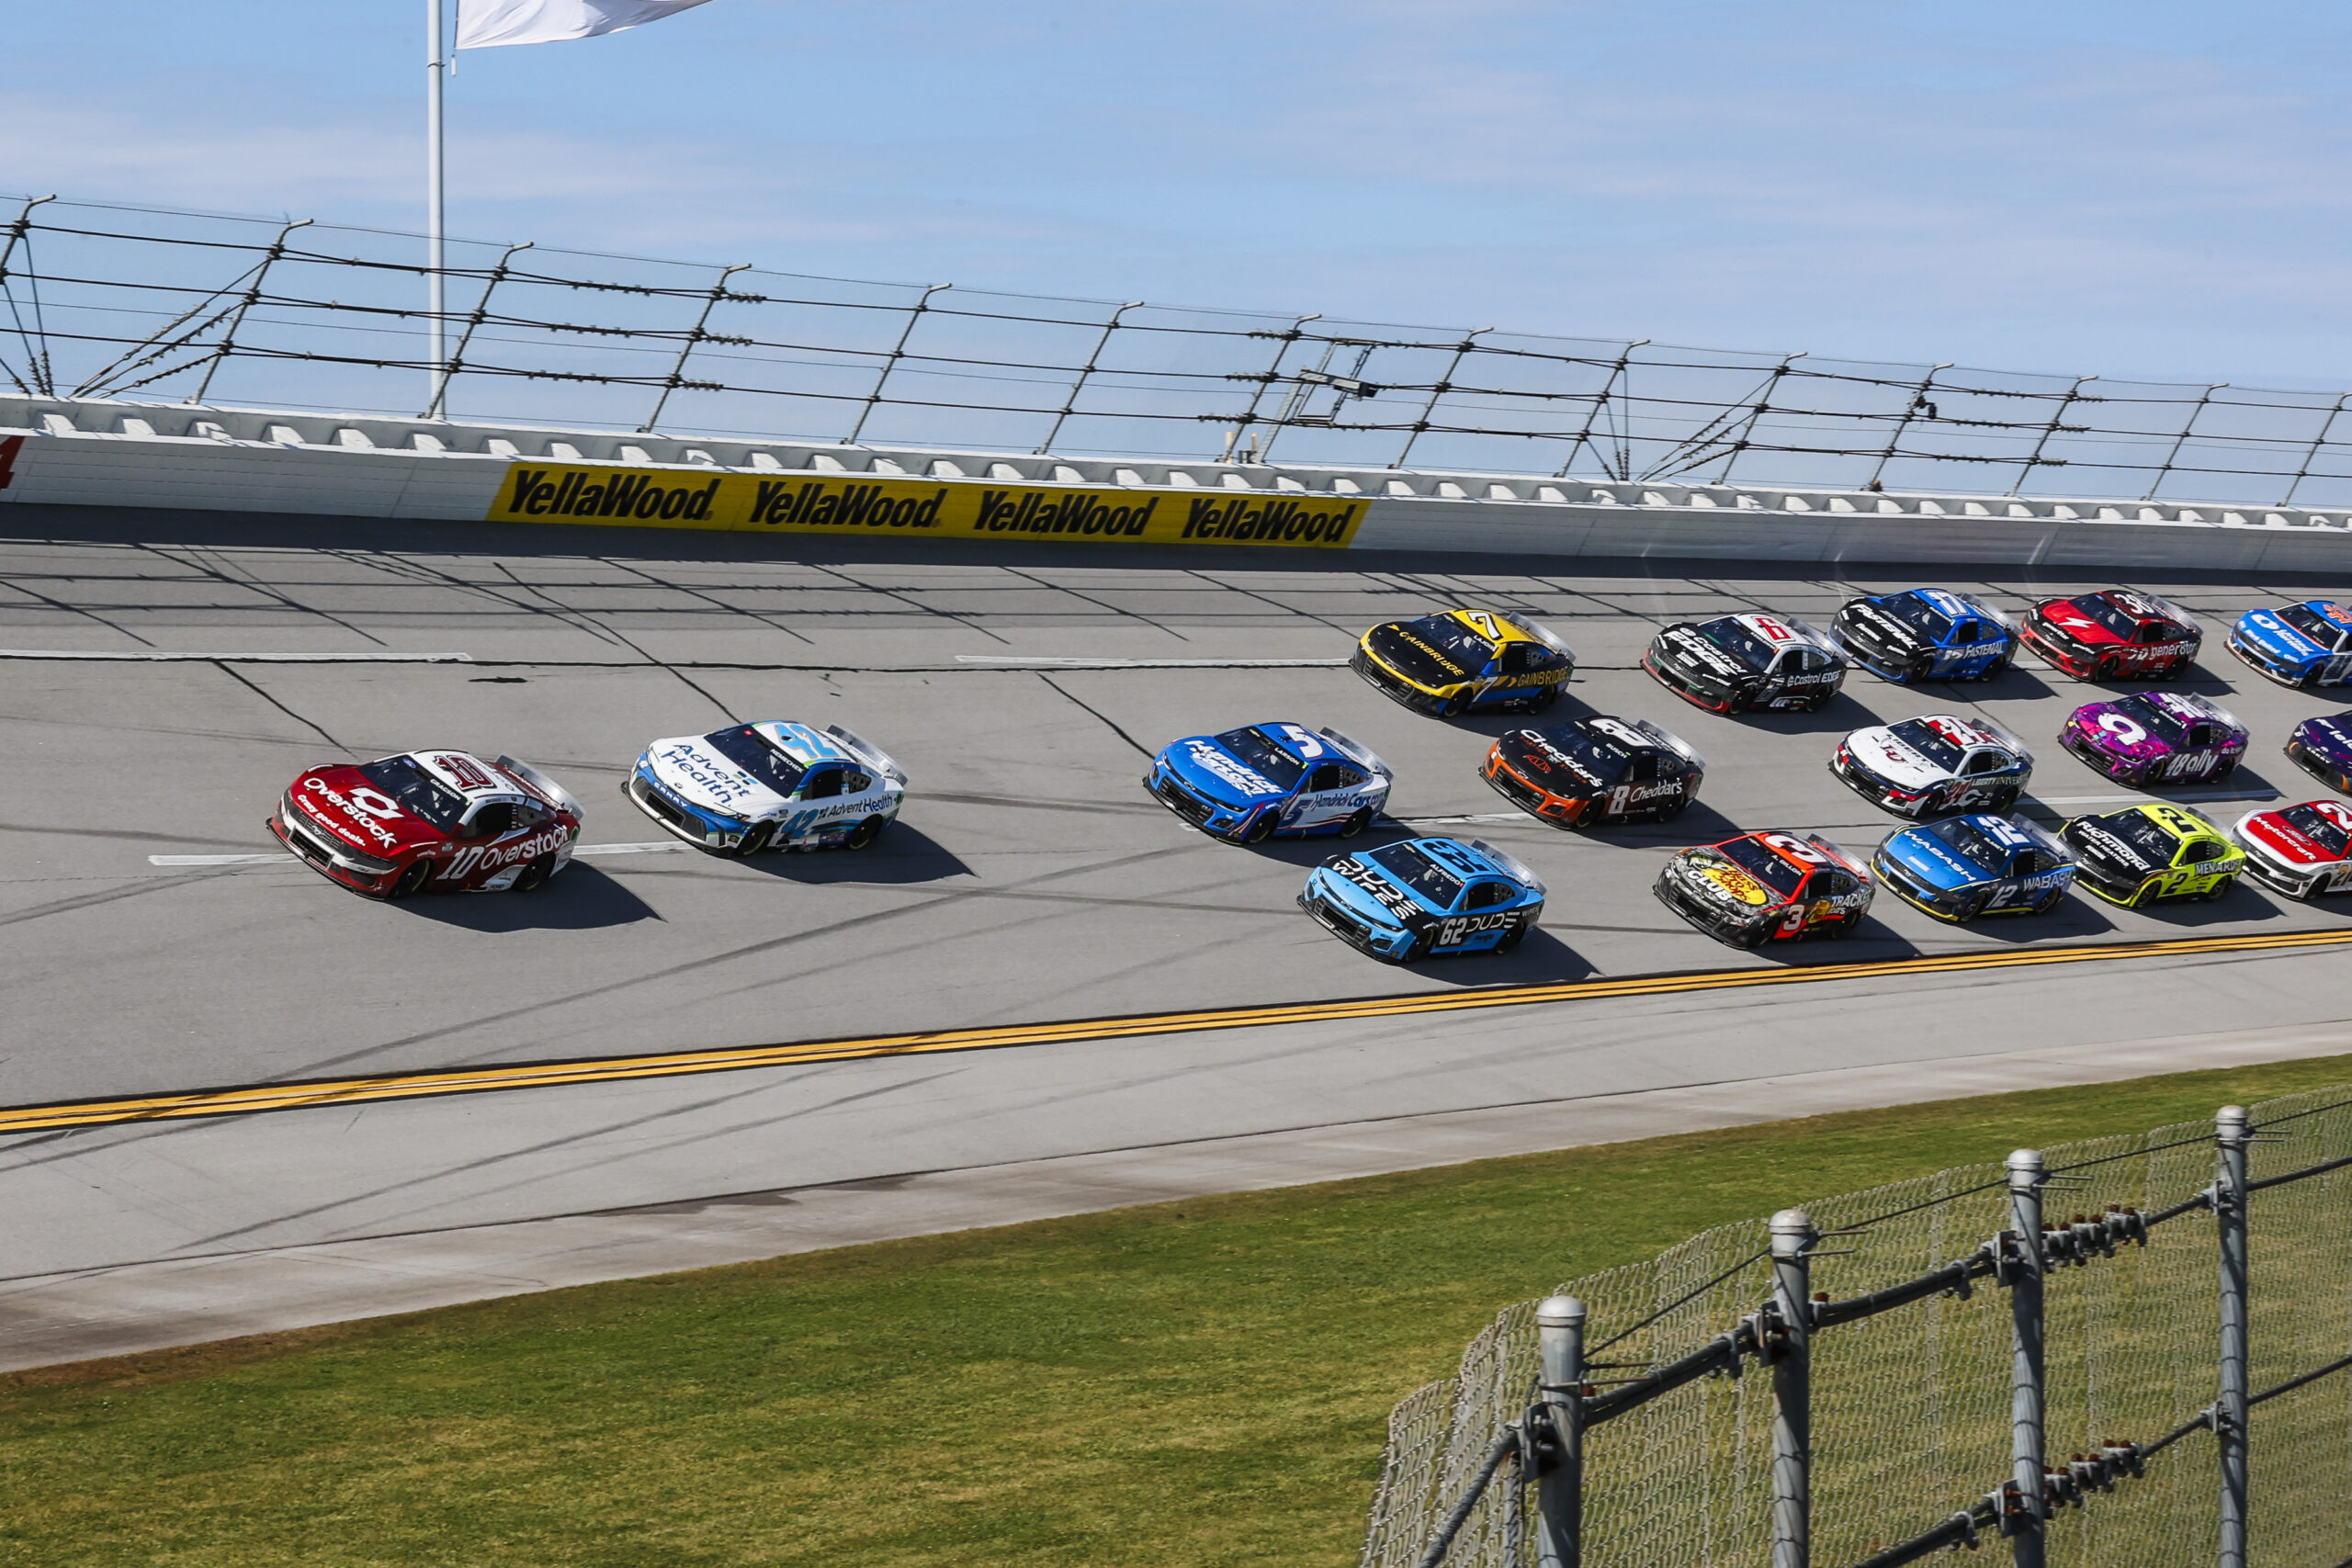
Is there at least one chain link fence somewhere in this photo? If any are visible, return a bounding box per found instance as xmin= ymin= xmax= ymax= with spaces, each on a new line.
xmin=10 ymin=193 xmax=2352 ymax=506
xmin=1363 ymin=1089 xmax=2352 ymax=1568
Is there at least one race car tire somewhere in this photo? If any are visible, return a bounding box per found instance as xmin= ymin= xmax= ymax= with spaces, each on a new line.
xmin=2200 ymin=876 xmax=2234 ymax=902
xmin=513 ymin=852 xmax=557 ymax=893
xmin=1806 ymin=690 xmax=1834 ymax=713
xmin=1338 ymin=807 xmax=1374 ymax=839
xmin=1908 ymin=654 xmax=1937 ymax=682
xmin=1736 ymin=922 xmax=1771 ymax=949
xmin=1387 ymin=931 xmax=1432 ymax=965
xmin=1980 ymin=652 xmax=2011 ymax=681
xmin=1526 ymin=683 xmax=1562 ymax=713
xmin=387 ymin=860 xmax=433 ymax=899
xmin=845 ymin=816 xmax=888 ymax=851
xmin=2128 ymin=878 xmax=2157 ymax=908
xmin=2032 ymin=886 xmax=2065 ymax=914
xmin=1833 ymin=909 xmax=1866 ymax=937
xmin=1440 ymin=691 xmax=1472 ymax=718
xmin=1654 ymin=795 xmax=1688 ymax=822
xmin=733 ymin=822 xmax=774 ymax=857
xmin=2211 ymin=758 xmax=2237 ymax=783
xmin=1240 ymin=808 xmax=1277 ymax=845
xmin=1494 ymin=920 xmax=1528 ymax=954
xmin=2096 ymin=657 xmax=2120 ymax=682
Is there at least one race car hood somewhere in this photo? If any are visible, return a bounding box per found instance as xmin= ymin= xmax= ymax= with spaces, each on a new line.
xmin=2235 ymin=809 xmax=2344 ymax=869
xmin=1835 ymin=599 xmax=1927 ymax=656
xmin=1844 ymin=725 xmax=1950 ymax=790
xmin=2064 ymin=817 xmax=2162 ymax=874
xmin=2235 ymin=609 xmax=2326 ymax=662
xmin=2033 ymin=598 xmax=2129 ymax=649
xmin=2067 ymin=702 xmax=2176 ymax=764
xmin=1880 ymin=826 xmax=1992 ymax=891
xmin=1669 ymin=849 xmax=1781 ymax=912
xmin=1652 ymin=624 xmax=1753 ymax=682
xmin=1316 ymin=855 xmax=1435 ymax=928
xmin=1364 ymin=621 xmax=1478 ymax=686
xmin=2293 ymin=714 xmax=2352 ymax=765
xmin=1495 ymin=727 xmax=1613 ymax=795
xmin=643 ymin=734 xmax=792 ymax=818
xmin=1164 ymin=735 xmax=1289 ymax=807
xmin=284 ymin=765 xmax=444 ymax=855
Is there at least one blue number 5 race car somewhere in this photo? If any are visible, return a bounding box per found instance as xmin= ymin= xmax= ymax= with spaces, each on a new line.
xmin=1147 ymin=722 xmax=1393 ymax=843
xmin=1298 ymin=837 xmax=1544 ymax=963
xmin=1871 ymin=813 xmax=2077 ymax=922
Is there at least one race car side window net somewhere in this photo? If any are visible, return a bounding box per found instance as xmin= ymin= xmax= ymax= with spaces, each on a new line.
xmin=1307 ymin=762 xmax=1348 ymax=791
xmin=2187 ymin=840 xmax=2227 ymax=863
xmin=469 ymin=802 xmax=516 ymax=837
xmin=1464 ymin=881 xmax=1515 ymax=909
xmin=801 ymin=767 xmax=846 ymax=800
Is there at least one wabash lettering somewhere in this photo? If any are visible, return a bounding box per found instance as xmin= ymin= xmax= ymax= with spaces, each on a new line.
xmin=1181 ymin=496 xmax=1358 ymax=543
xmin=973 ymin=490 xmax=1158 ymax=537
xmin=751 ymin=480 xmax=946 ymax=529
xmin=504 ymin=468 xmax=721 ymax=523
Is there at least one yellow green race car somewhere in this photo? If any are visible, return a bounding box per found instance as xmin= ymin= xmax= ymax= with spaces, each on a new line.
xmin=2059 ymin=803 xmax=2245 ymax=908
xmin=1350 ymin=609 xmax=1576 ymax=717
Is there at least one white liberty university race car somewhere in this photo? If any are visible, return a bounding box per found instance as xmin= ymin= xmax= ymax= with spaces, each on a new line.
xmin=626 ymin=721 xmax=907 ymax=855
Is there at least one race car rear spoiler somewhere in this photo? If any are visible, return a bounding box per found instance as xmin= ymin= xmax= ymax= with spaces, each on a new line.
xmin=496 ymin=755 xmax=581 ymax=818
xmin=1317 ymin=726 xmax=1394 ymax=781
xmin=1804 ymin=832 xmax=1871 ymax=880
xmin=824 ymin=724 xmax=909 ymax=785
xmin=1464 ymin=837 xmax=1545 ymax=897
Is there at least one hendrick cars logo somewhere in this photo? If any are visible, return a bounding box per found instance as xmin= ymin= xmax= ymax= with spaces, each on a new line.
xmin=1184 ymin=740 xmax=1282 ymax=798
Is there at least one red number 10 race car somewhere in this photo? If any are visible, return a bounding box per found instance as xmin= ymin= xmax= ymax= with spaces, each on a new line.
xmin=270 ymin=750 xmax=583 ymax=898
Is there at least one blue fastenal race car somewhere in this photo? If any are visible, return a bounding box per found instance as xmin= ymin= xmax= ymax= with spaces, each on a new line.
xmin=1871 ymin=813 xmax=2077 ymax=922
xmin=2227 ymin=600 xmax=2352 ymax=688
xmin=1298 ymin=837 xmax=1544 ymax=963
xmin=1146 ymin=722 xmax=1393 ymax=843
xmin=1829 ymin=588 xmax=2018 ymax=683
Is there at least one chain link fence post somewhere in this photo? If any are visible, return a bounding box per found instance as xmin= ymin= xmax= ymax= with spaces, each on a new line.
xmin=2214 ymin=1105 xmax=2250 ymax=1568
xmin=2006 ymin=1149 xmax=2048 ymax=1568
xmin=187 ymin=217 xmax=311 ymax=408
xmin=1770 ymin=1208 xmax=1815 ymax=1568
xmin=1534 ymin=1295 xmax=1584 ymax=1568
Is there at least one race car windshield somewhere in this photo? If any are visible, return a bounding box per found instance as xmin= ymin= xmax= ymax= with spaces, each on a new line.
xmin=1716 ymin=836 xmax=1810 ymax=897
xmin=1405 ymin=614 xmax=1499 ymax=664
xmin=2069 ymin=594 xmax=2145 ymax=638
xmin=1366 ymin=842 xmax=1467 ymax=908
xmin=356 ymin=756 xmax=467 ymax=830
xmin=1214 ymin=728 xmax=1306 ymax=790
xmin=2275 ymin=604 xmax=2352 ymax=649
xmin=1936 ymin=818 xmax=2014 ymax=872
xmin=1696 ymin=617 xmax=1776 ymax=668
xmin=2096 ymin=813 xmax=2179 ymax=864
xmin=1881 ymin=593 xmax=1958 ymax=642
xmin=1887 ymin=718 xmax=1968 ymax=771
xmin=1541 ymin=725 xmax=1630 ymax=778
xmin=702 ymin=727 xmax=808 ymax=795
xmin=2111 ymin=695 xmax=2201 ymax=747
xmin=2280 ymin=805 xmax=2352 ymax=857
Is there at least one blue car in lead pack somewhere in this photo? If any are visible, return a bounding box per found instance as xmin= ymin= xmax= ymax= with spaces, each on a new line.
xmin=2227 ymin=601 xmax=2352 ymax=688
xmin=1870 ymin=812 xmax=2077 ymax=923
xmin=1145 ymin=721 xmax=1393 ymax=843
xmin=1298 ymin=836 xmax=1545 ymax=963
xmin=1828 ymin=588 xmax=2018 ymax=683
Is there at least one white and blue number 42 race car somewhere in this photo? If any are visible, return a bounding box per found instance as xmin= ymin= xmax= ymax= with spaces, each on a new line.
xmin=1146 ymin=721 xmax=1393 ymax=843
xmin=627 ymin=720 xmax=906 ymax=855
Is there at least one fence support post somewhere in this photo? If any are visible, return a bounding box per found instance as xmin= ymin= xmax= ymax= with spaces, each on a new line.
xmin=1035 ymin=300 xmax=1141 ymax=456
xmin=1391 ymin=329 xmax=1490 ymax=470
xmin=424 ymin=240 xmax=531 ymax=421
xmin=1534 ymin=1295 xmax=1585 ymax=1568
xmin=187 ymin=218 xmax=311 ymax=408
xmin=2007 ymin=1149 xmax=2048 ymax=1568
xmin=1770 ymin=1209 xmax=1815 ymax=1568
xmin=2215 ymin=1105 xmax=2250 ymax=1568
xmin=641 ymin=262 xmax=749 ymax=434
xmin=845 ymin=282 xmax=948 ymax=447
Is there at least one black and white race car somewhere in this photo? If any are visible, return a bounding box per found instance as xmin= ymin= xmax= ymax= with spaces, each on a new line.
xmin=1642 ymin=614 xmax=1847 ymax=715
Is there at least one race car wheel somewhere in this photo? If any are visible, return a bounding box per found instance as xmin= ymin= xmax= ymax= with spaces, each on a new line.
xmin=2211 ymin=758 xmax=2237 ymax=783
xmin=1833 ymin=909 xmax=1866 ymax=937
xmin=1736 ymin=922 xmax=1771 ymax=949
xmin=1338 ymin=807 xmax=1374 ymax=839
xmin=1654 ymin=795 xmax=1688 ymax=822
xmin=387 ymin=860 xmax=433 ymax=899
xmin=2096 ymin=657 xmax=2120 ymax=682
xmin=733 ymin=822 xmax=774 ymax=857
xmin=1525 ymin=684 xmax=1561 ymax=714
xmin=1980 ymin=652 xmax=2011 ymax=681
xmin=2201 ymin=876 xmax=2234 ymax=902
xmin=1240 ymin=808 xmax=1276 ymax=845
xmin=844 ymin=816 xmax=887 ymax=851
xmin=2031 ymin=887 xmax=2065 ymax=914
xmin=1440 ymin=691 xmax=1472 ymax=718
xmin=513 ymin=852 xmax=557 ymax=893
xmin=1806 ymin=690 xmax=1834 ymax=713
xmin=1494 ymin=919 xmax=1528 ymax=954
xmin=1388 ymin=931 xmax=1432 ymax=965
xmin=1908 ymin=654 xmax=1937 ymax=682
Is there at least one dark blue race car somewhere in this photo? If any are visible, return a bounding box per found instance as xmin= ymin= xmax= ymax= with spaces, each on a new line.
xmin=1146 ymin=722 xmax=1393 ymax=843
xmin=2228 ymin=601 xmax=2352 ymax=688
xmin=1828 ymin=588 xmax=2018 ymax=683
xmin=1298 ymin=836 xmax=1544 ymax=963
xmin=2286 ymin=712 xmax=2352 ymax=795
xmin=1871 ymin=812 xmax=2077 ymax=923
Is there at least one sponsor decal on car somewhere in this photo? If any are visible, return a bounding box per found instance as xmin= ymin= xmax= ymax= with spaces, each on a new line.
xmin=1695 ymin=862 xmax=1771 ymax=906
xmin=440 ymin=824 xmax=571 ymax=881
xmin=1329 ymin=858 xmax=1425 ymax=921
xmin=1183 ymin=740 xmax=1283 ymax=798
xmin=486 ymin=464 xmax=1368 ymax=548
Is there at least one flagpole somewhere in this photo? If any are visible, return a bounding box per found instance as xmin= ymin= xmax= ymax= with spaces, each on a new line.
xmin=425 ymin=0 xmax=447 ymax=417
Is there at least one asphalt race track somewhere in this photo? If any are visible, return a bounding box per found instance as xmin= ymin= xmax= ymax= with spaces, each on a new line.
xmin=6 ymin=503 xmax=2352 ymax=1330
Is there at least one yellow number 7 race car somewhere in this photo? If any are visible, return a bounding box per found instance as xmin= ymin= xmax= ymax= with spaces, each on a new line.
xmin=1350 ymin=609 xmax=1576 ymax=717
xmin=2058 ymin=802 xmax=2245 ymax=908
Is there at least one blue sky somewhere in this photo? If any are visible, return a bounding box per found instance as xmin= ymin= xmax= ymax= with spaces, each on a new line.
xmin=9 ymin=3 xmax=2352 ymax=389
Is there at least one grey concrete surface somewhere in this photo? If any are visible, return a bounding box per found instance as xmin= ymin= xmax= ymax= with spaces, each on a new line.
xmin=4 ymin=503 xmax=2349 ymax=1363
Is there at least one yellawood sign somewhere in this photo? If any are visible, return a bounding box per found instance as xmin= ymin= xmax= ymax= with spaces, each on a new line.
xmin=484 ymin=463 xmax=1368 ymax=548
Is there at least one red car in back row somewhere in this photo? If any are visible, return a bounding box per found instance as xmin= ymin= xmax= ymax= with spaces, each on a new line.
xmin=2019 ymin=588 xmax=2201 ymax=682
xmin=270 ymin=750 xmax=582 ymax=897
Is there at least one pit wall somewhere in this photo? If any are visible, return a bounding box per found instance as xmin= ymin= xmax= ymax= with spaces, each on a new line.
xmin=5 ymin=395 xmax=2351 ymax=573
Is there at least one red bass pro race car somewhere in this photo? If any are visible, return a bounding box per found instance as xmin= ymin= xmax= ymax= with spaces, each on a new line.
xmin=270 ymin=750 xmax=583 ymax=898
xmin=2019 ymin=589 xmax=2200 ymax=682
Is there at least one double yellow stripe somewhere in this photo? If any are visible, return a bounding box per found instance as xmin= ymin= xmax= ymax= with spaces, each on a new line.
xmin=11 ymin=927 xmax=2351 ymax=1135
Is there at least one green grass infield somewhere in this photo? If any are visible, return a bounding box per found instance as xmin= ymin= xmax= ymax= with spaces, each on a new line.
xmin=6 ymin=1052 xmax=2348 ymax=1566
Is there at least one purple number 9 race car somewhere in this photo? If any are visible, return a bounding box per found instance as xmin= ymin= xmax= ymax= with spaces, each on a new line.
xmin=2060 ymin=691 xmax=2246 ymax=786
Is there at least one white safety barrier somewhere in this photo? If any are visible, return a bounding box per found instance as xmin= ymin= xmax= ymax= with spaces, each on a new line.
xmin=5 ymin=394 xmax=2351 ymax=570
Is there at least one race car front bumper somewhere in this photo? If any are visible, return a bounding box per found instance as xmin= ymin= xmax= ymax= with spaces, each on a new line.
xmin=2019 ymin=620 xmax=2098 ymax=679
xmin=1830 ymin=747 xmax=1939 ymax=817
xmin=1350 ymin=645 xmax=1453 ymax=716
xmin=1652 ymin=866 xmax=1770 ymax=946
xmin=1298 ymin=886 xmax=1414 ymax=960
xmin=269 ymin=806 xmax=400 ymax=895
xmin=2227 ymin=632 xmax=2305 ymax=686
xmin=2285 ymin=737 xmax=2352 ymax=795
xmin=1480 ymin=755 xmax=1585 ymax=826
xmin=626 ymin=771 xmax=749 ymax=852
xmin=1641 ymin=650 xmax=1742 ymax=714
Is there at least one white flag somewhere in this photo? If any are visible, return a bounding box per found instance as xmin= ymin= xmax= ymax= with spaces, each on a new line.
xmin=457 ymin=0 xmax=713 ymax=50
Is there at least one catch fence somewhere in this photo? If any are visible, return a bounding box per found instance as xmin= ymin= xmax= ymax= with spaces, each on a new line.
xmin=1360 ymin=1089 xmax=2352 ymax=1568
xmin=9 ymin=193 xmax=2352 ymax=507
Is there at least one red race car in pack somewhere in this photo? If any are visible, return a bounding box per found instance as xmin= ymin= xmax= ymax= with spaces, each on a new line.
xmin=270 ymin=750 xmax=582 ymax=898
xmin=1653 ymin=829 xmax=1875 ymax=949
xmin=2018 ymin=588 xmax=2201 ymax=682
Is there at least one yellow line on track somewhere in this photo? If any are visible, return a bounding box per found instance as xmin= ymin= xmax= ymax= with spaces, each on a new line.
xmin=11 ymin=927 xmax=2352 ymax=1135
